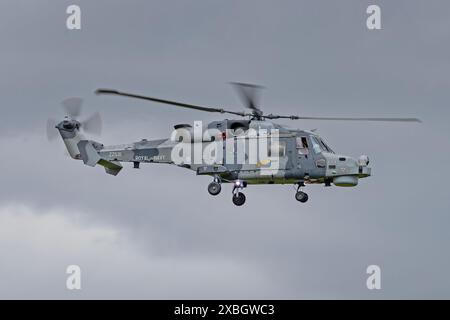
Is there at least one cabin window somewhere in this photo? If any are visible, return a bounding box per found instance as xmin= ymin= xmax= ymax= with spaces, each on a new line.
xmin=268 ymin=141 xmax=286 ymax=157
xmin=296 ymin=137 xmax=309 ymax=155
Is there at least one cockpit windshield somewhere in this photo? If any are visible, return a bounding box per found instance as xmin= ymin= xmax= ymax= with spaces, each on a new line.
xmin=311 ymin=136 xmax=334 ymax=154
xmin=318 ymin=137 xmax=334 ymax=153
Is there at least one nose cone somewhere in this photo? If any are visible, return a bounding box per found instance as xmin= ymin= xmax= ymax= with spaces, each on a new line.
xmin=338 ymin=155 xmax=359 ymax=171
xmin=326 ymin=154 xmax=371 ymax=186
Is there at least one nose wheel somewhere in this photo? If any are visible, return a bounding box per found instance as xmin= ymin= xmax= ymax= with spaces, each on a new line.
xmin=295 ymin=181 xmax=309 ymax=203
xmin=295 ymin=191 xmax=308 ymax=203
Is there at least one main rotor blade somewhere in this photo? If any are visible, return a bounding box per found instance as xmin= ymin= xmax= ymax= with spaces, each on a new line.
xmin=61 ymin=97 xmax=83 ymax=118
xmin=293 ymin=116 xmax=422 ymax=122
xmin=265 ymin=114 xmax=421 ymax=122
xmin=230 ymin=82 xmax=264 ymax=111
xmin=96 ymin=89 xmax=248 ymax=117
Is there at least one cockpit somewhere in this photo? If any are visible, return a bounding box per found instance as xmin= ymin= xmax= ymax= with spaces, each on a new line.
xmin=296 ymin=134 xmax=334 ymax=156
xmin=310 ymin=135 xmax=334 ymax=154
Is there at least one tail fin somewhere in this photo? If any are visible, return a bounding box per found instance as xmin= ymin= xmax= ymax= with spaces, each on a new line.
xmin=77 ymin=140 xmax=101 ymax=166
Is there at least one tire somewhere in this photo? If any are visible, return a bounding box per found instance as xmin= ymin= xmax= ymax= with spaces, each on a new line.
xmin=232 ymin=192 xmax=246 ymax=206
xmin=295 ymin=191 xmax=308 ymax=203
xmin=208 ymin=182 xmax=221 ymax=196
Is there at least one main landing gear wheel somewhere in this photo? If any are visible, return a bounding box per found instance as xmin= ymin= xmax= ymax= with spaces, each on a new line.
xmin=295 ymin=191 xmax=308 ymax=203
xmin=232 ymin=192 xmax=246 ymax=206
xmin=231 ymin=180 xmax=247 ymax=206
xmin=208 ymin=181 xmax=221 ymax=196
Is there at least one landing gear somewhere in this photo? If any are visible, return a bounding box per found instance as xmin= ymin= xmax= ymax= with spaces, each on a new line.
xmin=232 ymin=192 xmax=246 ymax=206
xmin=207 ymin=176 xmax=222 ymax=196
xmin=295 ymin=181 xmax=309 ymax=203
xmin=208 ymin=182 xmax=221 ymax=196
xmin=207 ymin=177 xmax=248 ymax=206
xmin=232 ymin=180 xmax=247 ymax=206
xmin=295 ymin=191 xmax=308 ymax=203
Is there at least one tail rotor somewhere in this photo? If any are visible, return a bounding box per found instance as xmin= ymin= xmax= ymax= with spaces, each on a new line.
xmin=46 ymin=97 xmax=102 ymax=142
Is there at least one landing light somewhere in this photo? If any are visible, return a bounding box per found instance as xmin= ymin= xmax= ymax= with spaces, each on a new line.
xmin=234 ymin=180 xmax=247 ymax=188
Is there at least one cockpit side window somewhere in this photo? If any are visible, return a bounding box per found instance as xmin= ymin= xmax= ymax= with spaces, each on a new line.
xmin=310 ymin=136 xmax=322 ymax=154
xmin=296 ymin=137 xmax=309 ymax=155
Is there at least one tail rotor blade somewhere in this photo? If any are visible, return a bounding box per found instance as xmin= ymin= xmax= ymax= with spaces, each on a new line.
xmin=46 ymin=118 xmax=59 ymax=141
xmin=81 ymin=112 xmax=102 ymax=136
xmin=62 ymin=97 xmax=83 ymax=118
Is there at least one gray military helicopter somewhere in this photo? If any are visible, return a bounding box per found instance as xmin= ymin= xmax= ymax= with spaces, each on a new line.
xmin=47 ymin=83 xmax=420 ymax=206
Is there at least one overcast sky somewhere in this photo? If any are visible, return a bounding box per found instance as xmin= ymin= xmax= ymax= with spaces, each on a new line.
xmin=1 ymin=0 xmax=450 ymax=299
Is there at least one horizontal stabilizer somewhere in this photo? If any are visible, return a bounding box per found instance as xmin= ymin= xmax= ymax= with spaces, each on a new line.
xmin=77 ymin=140 xmax=123 ymax=176
xmin=98 ymin=159 xmax=122 ymax=176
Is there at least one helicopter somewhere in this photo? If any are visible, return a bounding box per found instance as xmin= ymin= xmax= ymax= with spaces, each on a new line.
xmin=47 ymin=83 xmax=421 ymax=206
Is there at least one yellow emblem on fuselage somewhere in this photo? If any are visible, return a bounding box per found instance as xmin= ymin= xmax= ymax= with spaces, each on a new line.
xmin=256 ymin=159 xmax=272 ymax=167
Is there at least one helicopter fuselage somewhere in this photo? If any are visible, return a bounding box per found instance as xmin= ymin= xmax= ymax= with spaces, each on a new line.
xmin=63 ymin=119 xmax=371 ymax=187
